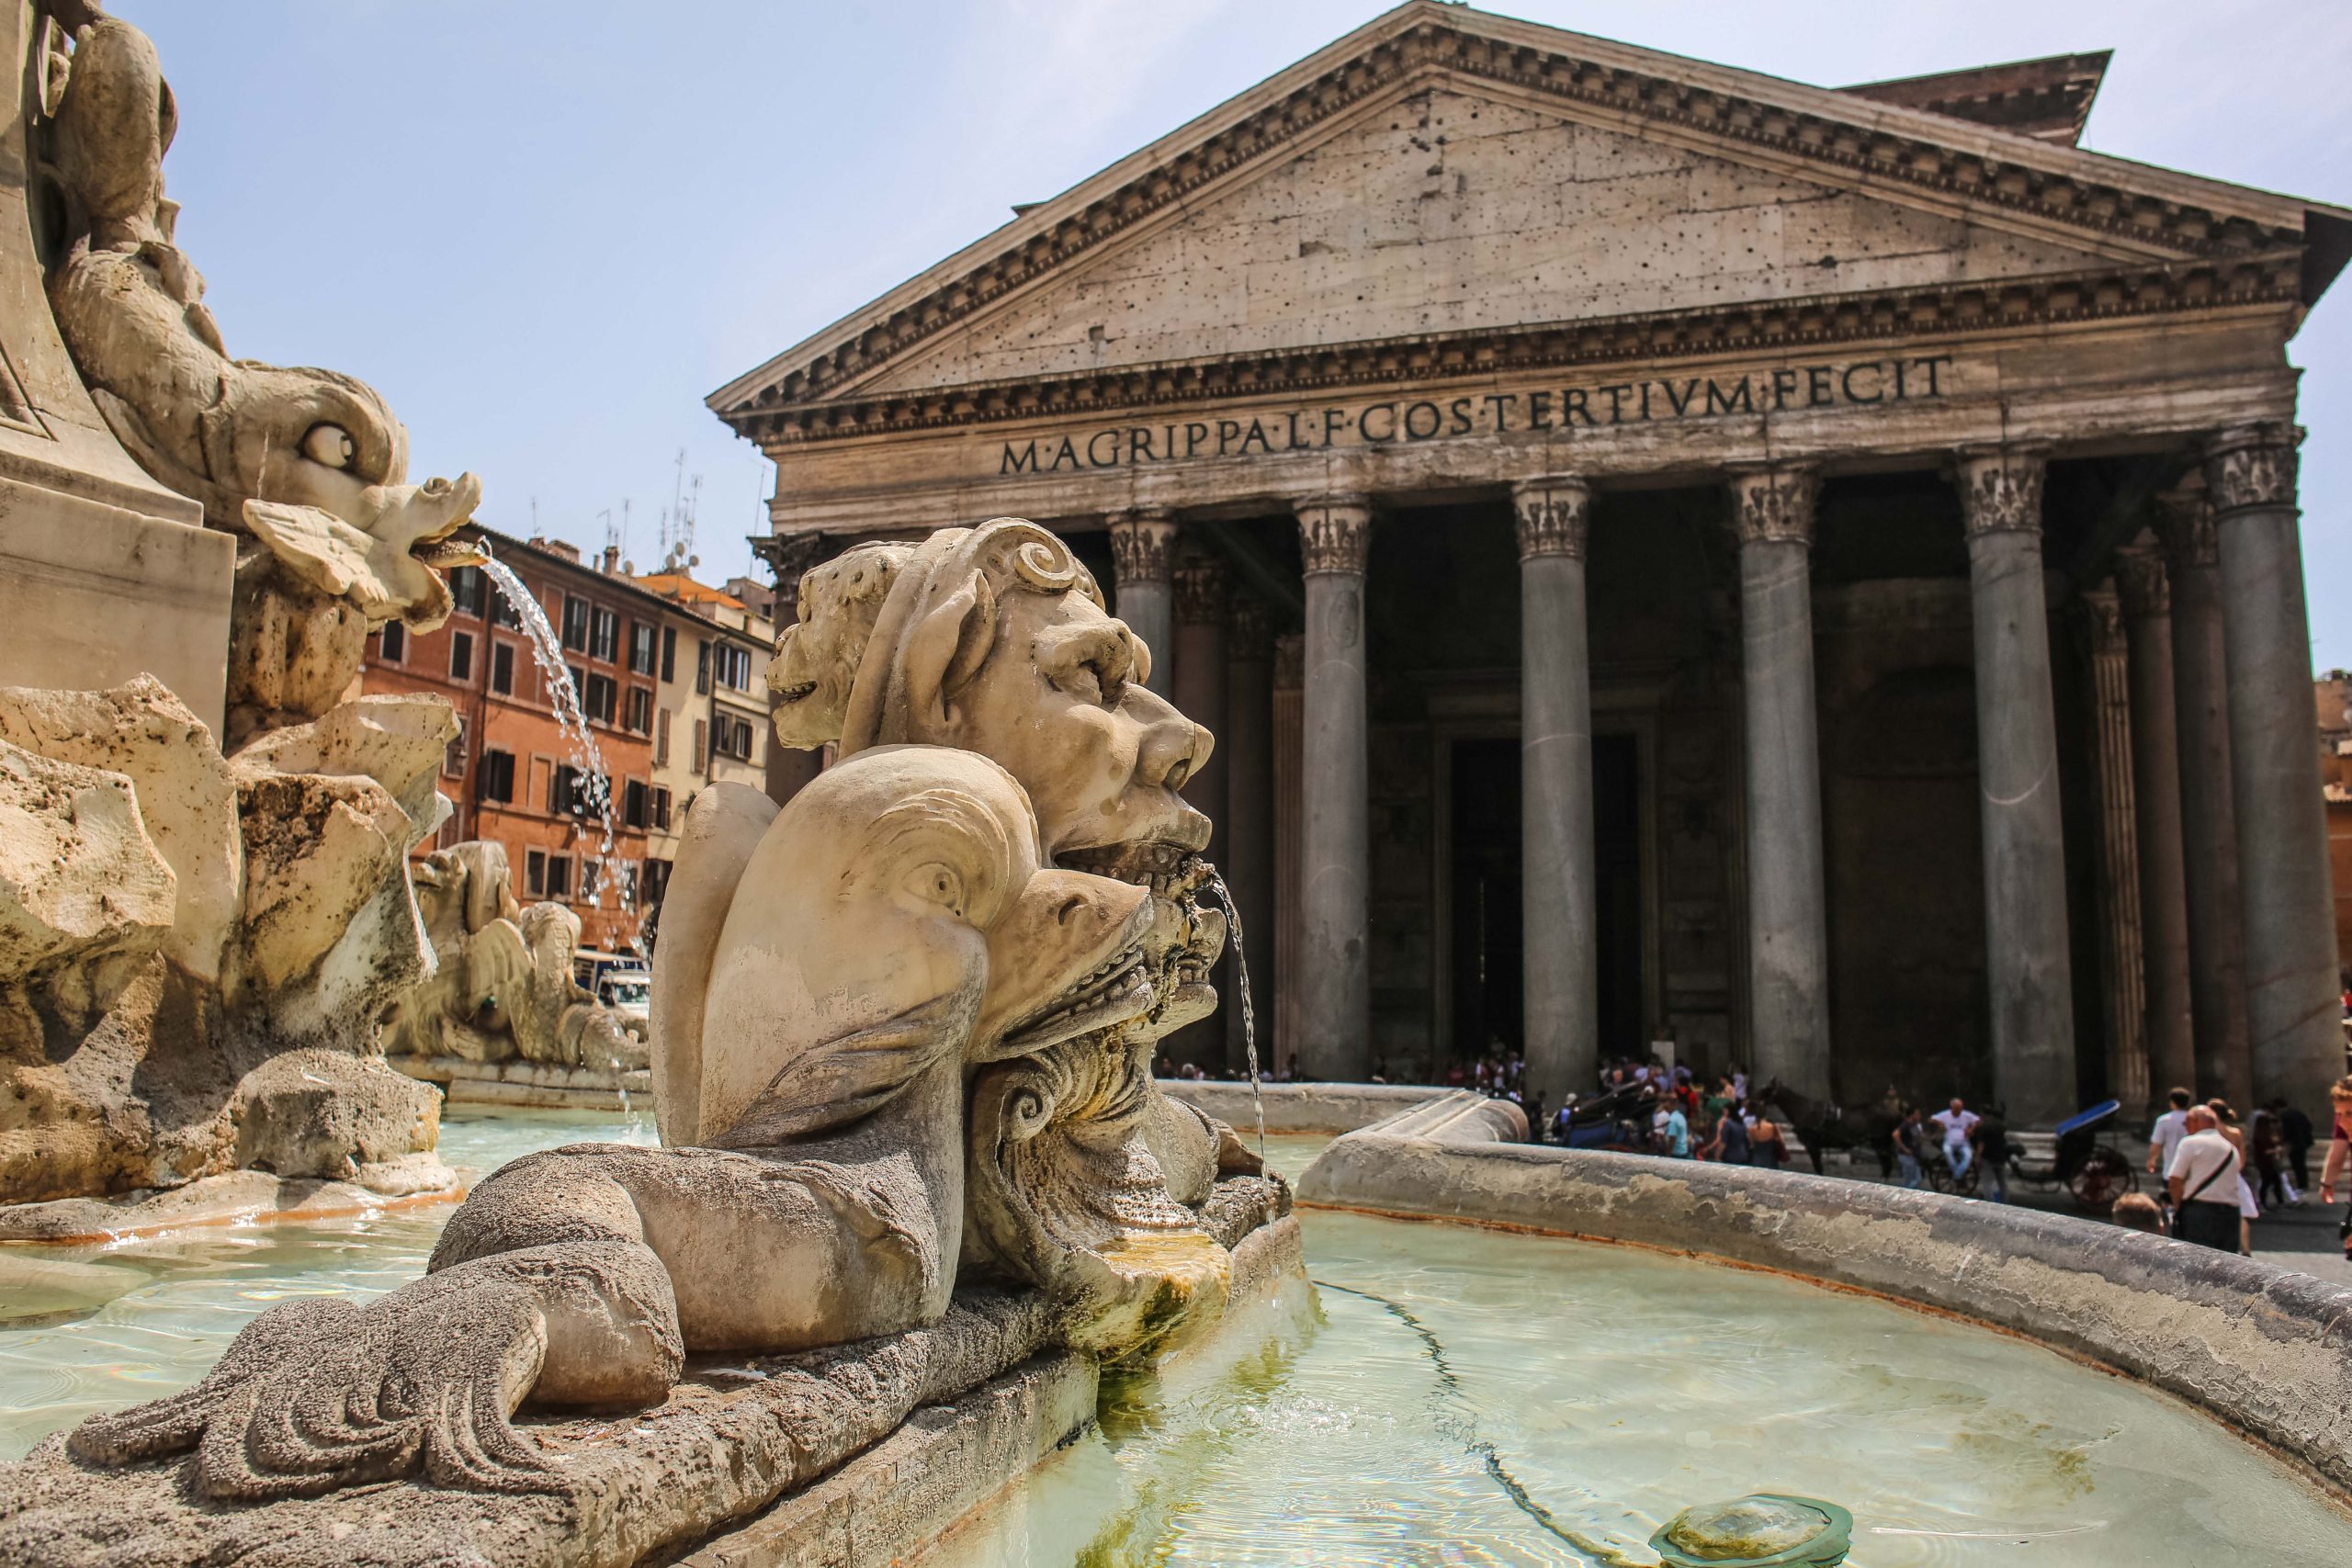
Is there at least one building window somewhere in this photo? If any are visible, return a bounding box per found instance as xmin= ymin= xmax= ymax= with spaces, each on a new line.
xmin=526 ymin=848 xmax=547 ymax=897
xmin=692 ymin=717 xmax=707 ymax=771
xmin=444 ymin=716 xmax=467 ymax=780
xmin=625 ymin=685 xmax=653 ymax=734
xmin=567 ymin=664 xmax=587 ymax=710
xmin=561 ymin=594 xmax=590 ymax=652
xmin=624 ymin=778 xmax=650 ymax=830
xmin=545 ymin=854 xmax=572 ymax=899
xmin=449 ymin=630 xmax=474 ymax=682
xmin=655 ymin=706 xmax=671 ymax=765
xmin=713 ymin=715 xmax=756 ymax=761
xmin=695 ymin=640 xmax=710 ymax=694
xmin=480 ymin=749 xmax=515 ymax=803
xmin=714 ymin=644 xmax=753 ymax=692
xmin=379 ymin=621 xmax=406 ymax=663
xmin=491 ymin=640 xmax=515 ymax=695
xmin=583 ymin=671 xmax=617 ymax=725
xmin=551 ymin=764 xmax=607 ymax=819
xmin=662 ymin=626 xmax=677 ymax=682
xmin=449 ymin=565 xmax=486 ymax=617
xmin=629 ymin=623 xmax=659 ymax=676
xmin=492 ymin=585 xmax=522 ymax=630
xmin=590 ymin=606 xmax=619 ymax=662
xmin=651 ymin=784 xmax=671 ymax=830
xmin=642 ymin=857 xmax=672 ymax=908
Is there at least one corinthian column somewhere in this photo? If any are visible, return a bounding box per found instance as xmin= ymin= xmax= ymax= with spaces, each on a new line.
xmin=1295 ymin=497 xmax=1372 ymax=1081
xmin=1512 ymin=476 xmax=1597 ymax=1109
xmin=2205 ymin=423 xmax=2342 ymax=1108
xmin=2156 ymin=490 xmax=2254 ymax=1109
xmin=1958 ymin=446 xmax=2076 ymax=1123
xmin=2114 ymin=546 xmax=2197 ymax=1108
xmin=1726 ymin=466 xmax=1833 ymax=1100
xmin=1224 ymin=597 xmax=1277 ymax=1075
xmin=1108 ymin=508 xmax=1177 ymax=696
xmin=1172 ymin=549 xmax=1230 ymax=861
xmin=2077 ymin=585 xmax=2150 ymax=1115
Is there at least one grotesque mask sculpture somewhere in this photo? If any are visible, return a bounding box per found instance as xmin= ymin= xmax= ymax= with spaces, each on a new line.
xmin=70 ymin=747 xmax=1154 ymax=1495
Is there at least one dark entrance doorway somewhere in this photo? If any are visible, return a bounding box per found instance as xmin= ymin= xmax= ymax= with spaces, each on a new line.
xmin=1448 ymin=734 xmax=1643 ymax=1066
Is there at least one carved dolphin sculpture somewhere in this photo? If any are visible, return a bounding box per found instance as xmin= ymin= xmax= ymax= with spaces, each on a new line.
xmin=69 ymin=747 xmax=1152 ymax=1498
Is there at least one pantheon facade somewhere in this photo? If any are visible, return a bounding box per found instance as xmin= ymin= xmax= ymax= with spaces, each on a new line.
xmin=714 ymin=3 xmax=2350 ymax=1123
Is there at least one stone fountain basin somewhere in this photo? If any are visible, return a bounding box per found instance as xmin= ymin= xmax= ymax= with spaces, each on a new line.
xmin=1296 ymin=1090 xmax=2352 ymax=1498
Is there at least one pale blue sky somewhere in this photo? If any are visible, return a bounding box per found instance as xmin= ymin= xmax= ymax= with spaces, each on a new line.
xmin=135 ymin=2 xmax=2352 ymax=663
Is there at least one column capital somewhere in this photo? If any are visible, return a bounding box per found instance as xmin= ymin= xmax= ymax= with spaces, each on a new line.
xmin=1229 ymin=595 xmax=1278 ymax=658
xmin=1272 ymin=631 xmax=1305 ymax=690
xmin=2151 ymin=490 xmax=2217 ymax=570
xmin=1296 ymin=495 xmax=1371 ymax=575
xmin=2075 ymin=583 xmax=2126 ymax=651
xmin=1173 ymin=548 xmax=1229 ymax=625
xmin=2200 ymin=423 xmax=2301 ymax=516
xmin=1724 ymin=464 xmax=1820 ymax=547
xmin=1106 ymin=508 xmax=1177 ymax=585
xmin=1510 ymin=475 xmax=1592 ymax=559
xmin=1955 ymin=445 xmax=2050 ymax=538
xmin=2112 ymin=546 xmax=2170 ymax=619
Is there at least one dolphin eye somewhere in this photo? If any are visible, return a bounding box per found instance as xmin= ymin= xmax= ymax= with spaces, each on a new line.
xmin=300 ymin=423 xmax=356 ymax=469
xmin=901 ymin=861 xmax=967 ymax=918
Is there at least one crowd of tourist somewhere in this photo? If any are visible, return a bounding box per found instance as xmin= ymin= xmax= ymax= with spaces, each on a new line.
xmin=2128 ymin=1077 xmax=2352 ymax=1258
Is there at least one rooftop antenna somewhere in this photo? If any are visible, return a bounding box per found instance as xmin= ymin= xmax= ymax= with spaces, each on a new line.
xmin=598 ymin=508 xmax=616 ymax=556
xmin=530 ymin=495 xmax=539 ymax=535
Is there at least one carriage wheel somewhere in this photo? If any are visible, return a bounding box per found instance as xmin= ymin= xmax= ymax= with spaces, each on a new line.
xmin=2068 ymin=1148 xmax=2137 ymax=1211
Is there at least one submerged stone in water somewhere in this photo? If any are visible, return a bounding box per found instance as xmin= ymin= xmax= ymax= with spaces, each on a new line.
xmin=1653 ymin=1493 xmax=1852 ymax=1566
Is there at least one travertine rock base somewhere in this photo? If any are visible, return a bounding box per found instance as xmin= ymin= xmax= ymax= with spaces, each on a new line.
xmin=388 ymin=1053 xmax=650 ymax=1113
xmin=0 ymin=1156 xmax=458 ymax=1245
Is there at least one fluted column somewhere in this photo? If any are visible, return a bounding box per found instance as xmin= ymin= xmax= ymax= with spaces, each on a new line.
xmin=1108 ymin=508 xmax=1177 ymax=697
xmin=1295 ymin=497 xmax=1372 ymax=1081
xmin=1727 ymin=466 xmax=1833 ymax=1100
xmin=2155 ymin=490 xmax=2254 ymax=1109
xmin=2077 ymin=585 xmax=2150 ymax=1115
xmin=1272 ymin=634 xmax=1305 ymax=1077
xmin=1172 ymin=550 xmax=1231 ymax=862
xmin=1224 ymin=598 xmax=1278 ymax=1075
xmin=1958 ymin=446 xmax=2076 ymax=1123
xmin=1513 ymin=476 xmax=1598 ymax=1109
xmin=2206 ymin=423 xmax=2342 ymax=1108
xmin=2114 ymin=546 xmax=2197 ymax=1108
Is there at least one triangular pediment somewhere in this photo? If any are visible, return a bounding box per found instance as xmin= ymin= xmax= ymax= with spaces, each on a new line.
xmin=711 ymin=1 xmax=2341 ymax=427
xmin=850 ymin=85 xmax=2140 ymax=398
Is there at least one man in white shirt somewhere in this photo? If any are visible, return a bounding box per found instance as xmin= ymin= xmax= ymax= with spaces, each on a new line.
xmin=2147 ymin=1086 xmax=2194 ymax=1178
xmin=1930 ymin=1098 xmax=1980 ymax=1180
xmin=2166 ymin=1106 xmax=2245 ymax=1252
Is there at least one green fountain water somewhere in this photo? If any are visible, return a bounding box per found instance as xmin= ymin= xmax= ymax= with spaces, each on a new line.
xmin=3 ymin=1123 xmax=2346 ymax=1565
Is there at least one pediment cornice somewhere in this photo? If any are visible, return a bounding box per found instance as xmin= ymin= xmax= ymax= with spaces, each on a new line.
xmin=731 ymin=254 xmax=2301 ymax=449
xmin=712 ymin=3 xmax=2336 ymax=431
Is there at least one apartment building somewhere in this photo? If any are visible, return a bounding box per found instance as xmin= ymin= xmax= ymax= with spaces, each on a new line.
xmin=362 ymin=526 xmax=672 ymax=952
xmin=630 ymin=572 xmax=775 ymax=874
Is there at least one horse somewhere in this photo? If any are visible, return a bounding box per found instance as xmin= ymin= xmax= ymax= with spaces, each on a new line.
xmin=1759 ymin=1078 xmax=1903 ymax=1178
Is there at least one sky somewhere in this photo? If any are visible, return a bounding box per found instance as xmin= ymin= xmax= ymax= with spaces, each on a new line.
xmin=133 ymin=1 xmax=2352 ymax=664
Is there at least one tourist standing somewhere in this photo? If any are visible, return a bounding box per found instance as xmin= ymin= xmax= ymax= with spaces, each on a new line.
xmin=2147 ymin=1087 xmax=2193 ymax=1180
xmin=1706 ymin=1100 xmax=1750 ymax=1165
xmin=1973 ymin=1110 xmax=2010 ymax=1202
xmin=2166 ymin=1106 xmax=2245 ymax=1252
xmin=1893 ymin=1106 xmax=1926 ymax=1189
xmin=2277 ymin=1096 xmax=2315 ymax=1194
xmin=1929 ymin=1098 xmax=1980 ymax=1182
xmin=2250 ymin=1106 xmax=2288 ymax=1209
xmin=1658 ymin=1098 xmax=1691 ymax=1159
xmin=2319 ymin=1075 xmax=2352 ymax=1267
xmin=1749 ymin=1111 xmax=1788 ymax=1170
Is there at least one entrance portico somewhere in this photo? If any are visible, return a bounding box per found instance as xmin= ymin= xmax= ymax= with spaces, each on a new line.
xmin=715 ymin=3 xmax=2352 ymax=1120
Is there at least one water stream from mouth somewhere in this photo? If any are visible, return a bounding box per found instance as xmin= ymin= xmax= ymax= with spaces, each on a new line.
xmin=476 ymin=545 xmax=633 ymax=928
xmin=1204 ymin=868 xmax=1264 ymax=1159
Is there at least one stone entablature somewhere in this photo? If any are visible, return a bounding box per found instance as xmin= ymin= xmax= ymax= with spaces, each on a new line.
xmin=755 ymin=314 xmax=2295 ymax=536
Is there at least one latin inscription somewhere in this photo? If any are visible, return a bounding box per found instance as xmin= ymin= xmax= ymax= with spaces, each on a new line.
xmin=999 ymin=355 xmax=1952 ymax=475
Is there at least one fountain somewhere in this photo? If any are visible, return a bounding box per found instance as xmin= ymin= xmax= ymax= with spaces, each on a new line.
xmin=0 ymin=10 xmax=2346 ymax=1568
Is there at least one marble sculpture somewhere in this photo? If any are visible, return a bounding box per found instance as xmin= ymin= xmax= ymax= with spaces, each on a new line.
xmin=0 ymin=14 xmax=484 ymax=1210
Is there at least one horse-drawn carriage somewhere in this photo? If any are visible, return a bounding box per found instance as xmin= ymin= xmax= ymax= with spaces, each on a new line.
xmin=1763 ymin=1081 xmax=2139 ymax=1212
